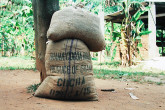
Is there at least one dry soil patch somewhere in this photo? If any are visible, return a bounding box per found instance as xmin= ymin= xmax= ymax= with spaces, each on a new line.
xmin=0 ymin=70 xmax=165 ymax=110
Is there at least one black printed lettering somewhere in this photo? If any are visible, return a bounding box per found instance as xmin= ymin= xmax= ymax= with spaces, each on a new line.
xmin=83 ymin=87 xmax=91 ymax=96
xmin=74 ymin=90 xmax=79 ymax=96
xmin=57 ymin=78 xmax=62 ymax=86
xmin=56 ymin=77 xmax=86 ymax=87
xmin=50 ymin=65 xmax=78 ymax=74
xmin=49 ymin=89 xmax=56 ymax=96
xmin=81 ymin=76 xmax=85 ymax=85
xmin=49 ymin=52 xmax=91 ymax=61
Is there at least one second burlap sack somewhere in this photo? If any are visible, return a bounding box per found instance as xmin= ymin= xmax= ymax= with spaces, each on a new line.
xmin=34 ymin=39 xmax=98 ymax=100
xmin=47 ymin=6 xmax=105 ymax=52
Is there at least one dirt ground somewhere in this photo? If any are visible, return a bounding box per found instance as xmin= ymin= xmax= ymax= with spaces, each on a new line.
xmin=0 ymin=70 xmax=165 ymax=110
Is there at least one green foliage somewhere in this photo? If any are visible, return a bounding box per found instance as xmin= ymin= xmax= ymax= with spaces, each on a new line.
xmin=0 ymin=0 xmax=34 ymax=57
xmin=157 ymin=30 xmax=165 ymax=39
xmin=104 ymin=22 xmax=121 ymax=59
xmin=104 ymin=22 xmax=112 ymax=57
xmin=156 ymin=82 xmax=163 ymax=85
xmin=105 ymin=0 xmax=151 ymax=65
xmin=139 ymin=31 xmax=151 ymax=36
xmin=131 ymin=8 xmax=148 ymax=22
xmin=156 ymin=30 xmax=165 ymax=56
xmin=27 ymin=83 xmax=41 ymax=93
xmin=112 ymin=31 xmax=121 ymax=41
xmin=111 ymin=45 xmax=117 ymax=61
xmin=60 ymin=0 xmax=103 ymax=14
xmin=92 ymin=57 xmax=98 ymax=61
xmin=99 ymin=61 xmax=121 ymax=67
xmin=104 ymin=0 xmax=144 ymax=15
xmin=104 ymin=5 xmax=122 ymax=15
xmin=137 ymin=43 xmax=142 ymax=47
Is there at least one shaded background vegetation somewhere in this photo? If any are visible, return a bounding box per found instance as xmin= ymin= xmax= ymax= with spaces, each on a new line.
xmin=0 ymin=0 xmax=34 ymax=57
xmin=1 ymin=0 xmax=163 ymax=59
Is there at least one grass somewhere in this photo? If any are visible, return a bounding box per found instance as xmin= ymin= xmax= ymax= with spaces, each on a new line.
xmin=99 ymin=61 xmax=121 ymax=67
xmin=0 ymin=56 xmax=164 ymax=85
xmin=27 ymin=83 xmax=41 ymax=93
xmin=156 ymin=82 xmax=163 ymax=85
xmin=0 ymin=56 xmax=36 ymax=70
xmin=93 ymin=60 xmax=165 ymax=85
xmin=145 ymin=80 xmax=155 ymax=84
xmin=94 ymin=68 xmax=154 ymax=79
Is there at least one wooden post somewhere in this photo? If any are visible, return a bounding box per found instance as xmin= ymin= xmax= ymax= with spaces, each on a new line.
xmin=32 ymin=0 xmax=59 ymax=82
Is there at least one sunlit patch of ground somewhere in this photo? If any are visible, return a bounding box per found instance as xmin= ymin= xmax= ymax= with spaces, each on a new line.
xmin=0 ymin=56 xmax=35 ymax=70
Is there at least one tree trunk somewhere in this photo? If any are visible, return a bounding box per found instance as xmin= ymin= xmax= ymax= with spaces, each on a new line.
xmin=32 ymin=0 xmax=59 ymax=82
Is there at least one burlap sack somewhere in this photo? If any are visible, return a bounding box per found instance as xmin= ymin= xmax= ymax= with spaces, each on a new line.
xmin=47 ymin=6 xmax=105 ymax=52
xmin=34 ymin=39 xmax=98 ymax=100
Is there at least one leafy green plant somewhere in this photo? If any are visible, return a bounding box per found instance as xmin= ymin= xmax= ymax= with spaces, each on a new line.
xmin=105 ymin=0 xmax=151 ymax=66
xmin=111 ymin=45 xmax=117 ymax=61
xmin=27 ymin=83 xmax=41 ymax=93
xmin=156 ymin=82 xmax=163 ymax=86
xmin=92 ymin=57 xmax=98 ymax=61
xmin=0 ymin=0 xmax=34 ymax=57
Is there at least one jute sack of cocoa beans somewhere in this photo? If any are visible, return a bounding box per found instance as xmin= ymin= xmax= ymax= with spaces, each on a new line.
xmin=47 ymin=6 xmax=105 ymax=52
xmin=34 ymin=39 xmax=98 ymax=100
